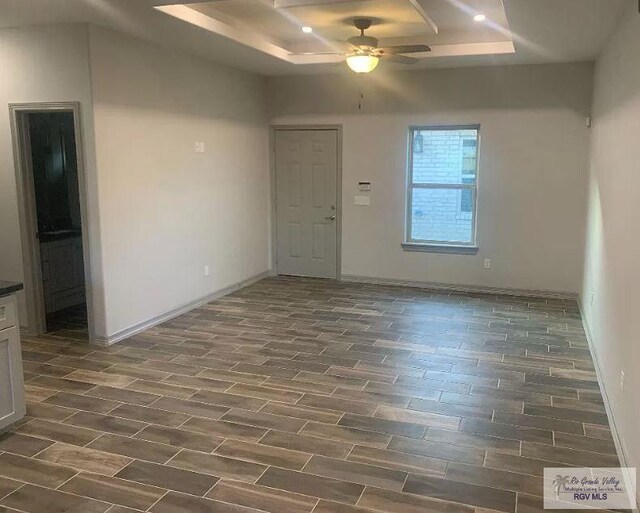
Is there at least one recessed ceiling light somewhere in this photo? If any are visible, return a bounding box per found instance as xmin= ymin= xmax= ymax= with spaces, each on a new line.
xmin=301 ymin=26 xmax=313 ymax=33
xmin=473 ymin=14 xmax=486 ymax=22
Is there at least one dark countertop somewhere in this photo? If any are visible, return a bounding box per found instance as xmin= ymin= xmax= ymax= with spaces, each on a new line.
xmin=0 ymin=281 xmax=23 ymax=298
xmin=39 ymin=229 xmax=82 ymax=242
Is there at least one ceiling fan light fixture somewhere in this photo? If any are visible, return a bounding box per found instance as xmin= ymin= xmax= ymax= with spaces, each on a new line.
xmin=346 ymin=54 xmax=379 ymax=73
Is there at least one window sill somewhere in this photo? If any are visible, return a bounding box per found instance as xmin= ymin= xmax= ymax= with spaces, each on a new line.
xmin=401 ymin=243 xmax=479 ymax=255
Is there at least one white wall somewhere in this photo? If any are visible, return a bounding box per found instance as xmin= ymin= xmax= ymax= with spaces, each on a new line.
xmin=582 ymin=2 xmax=640 ymax=471
xmin=267 ymin=63 xmax=593 ymax=294
xmin=0 ymin=24 xmax=106 ymax=334
xmin=88 ymin=26 xmax=270 ymax=339
xmin=0 ymin=24 xmax=271 ymax=341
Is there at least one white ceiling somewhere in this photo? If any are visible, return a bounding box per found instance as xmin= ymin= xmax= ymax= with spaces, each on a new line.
xmin=172 ymin=0 xmax=514 ymax=64
xmin=0 ymin=0 xmax=631 ymax=75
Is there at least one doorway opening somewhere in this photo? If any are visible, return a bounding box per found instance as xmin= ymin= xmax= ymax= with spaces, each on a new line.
xmin=10 ymin=103 xmax=93 ymax=340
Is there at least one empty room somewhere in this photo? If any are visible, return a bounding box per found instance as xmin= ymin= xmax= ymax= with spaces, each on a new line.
xmin=0 ymin=0 xmax=638 ymax=512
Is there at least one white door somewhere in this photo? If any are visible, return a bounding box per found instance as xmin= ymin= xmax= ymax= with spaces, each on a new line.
xmin=275 ymin=129 xmax=338 ymax=279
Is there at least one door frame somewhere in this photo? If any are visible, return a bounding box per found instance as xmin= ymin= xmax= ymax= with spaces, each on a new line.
xmin=9 ymin=102 xmax=95 ymax=340
xmin=270 ymin=125 xmax=343 ymax=279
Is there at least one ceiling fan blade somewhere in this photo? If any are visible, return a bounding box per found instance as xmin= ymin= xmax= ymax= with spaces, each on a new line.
xmin=378 ymin=44 xmax=431 ymax=55
xmin=332 ymin=40 xmax=358 ymax=51
xmin=380 ymin=54 xmax=419 ymax=64
xmin=293 ymin=52 xmax=344 ymax=56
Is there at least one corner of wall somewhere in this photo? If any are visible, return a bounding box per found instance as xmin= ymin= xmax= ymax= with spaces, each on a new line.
xmin=578 ymin=296 xmax=637 ymax=511
xmin=579 ymin=5 xmax=640 ymax=499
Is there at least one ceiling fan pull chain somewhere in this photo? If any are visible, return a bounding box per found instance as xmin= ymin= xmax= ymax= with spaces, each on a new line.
xmin=357 ymin=74 xmax=365 ymax=110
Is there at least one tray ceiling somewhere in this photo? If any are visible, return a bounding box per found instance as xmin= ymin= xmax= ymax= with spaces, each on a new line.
xmin=158 ymin=0 xmax=515 ymax=65
xmin=0 ymin=0 xmax=631 ymax=75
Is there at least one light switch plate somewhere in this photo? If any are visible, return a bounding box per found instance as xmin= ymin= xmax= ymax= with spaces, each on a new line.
xmin=354 ymin=196 xmax=370 ymax=206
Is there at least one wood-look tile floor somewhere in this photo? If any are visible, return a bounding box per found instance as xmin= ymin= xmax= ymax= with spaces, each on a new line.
xmin=2 ymin=277 xmax=619 ymax=513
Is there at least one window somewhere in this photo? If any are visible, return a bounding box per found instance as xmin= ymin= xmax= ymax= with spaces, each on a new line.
xmin=406 ymin=126 xmax=479 ymax=248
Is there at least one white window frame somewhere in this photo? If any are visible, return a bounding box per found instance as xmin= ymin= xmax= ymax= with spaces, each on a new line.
xmin=404 ymin=125 xmax=480 ymax=252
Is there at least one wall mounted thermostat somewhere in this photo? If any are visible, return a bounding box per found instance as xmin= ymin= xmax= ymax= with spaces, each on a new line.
xmin=358 ymin=181 xmax=371 ymax=192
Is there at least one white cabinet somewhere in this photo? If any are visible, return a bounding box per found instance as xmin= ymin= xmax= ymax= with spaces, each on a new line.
xmin=0 ymin=296 xmax=18 ymax=331
xmin=0 ymin=294 xmax=25 ymax=430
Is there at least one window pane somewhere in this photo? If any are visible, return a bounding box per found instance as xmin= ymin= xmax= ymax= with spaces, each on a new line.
xmin=411 ymin=188 xmax=474 ymax=243
xmin=460 ymin=177 xmax=474 ymax=213
xmin=412 ymin=129 xmax=478 ymax=185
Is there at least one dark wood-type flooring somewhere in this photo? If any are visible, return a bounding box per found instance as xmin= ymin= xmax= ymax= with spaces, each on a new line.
xmin=0 ymin=277 xmax=619 ymax=513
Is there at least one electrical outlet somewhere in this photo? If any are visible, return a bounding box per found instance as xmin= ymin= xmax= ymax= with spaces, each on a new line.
xmin=483 ymin=258 xmax=491 ymax=269
xmin=620 ymin=370 xmax=625 ymax=392
xmin=204 ymin=265 xmax=210 ymax=277
xmin=195 ymin=142 xmax=205 ymax=153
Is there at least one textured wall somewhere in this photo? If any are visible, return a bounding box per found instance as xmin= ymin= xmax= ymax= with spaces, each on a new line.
xmin=581 ymin=0 xmax=640 ymax=474
xmin=268 ymin=63 xmax=593 ymax=293
xmin=88 ymin=26 xmax=271 ymax=338
xmin=0 ymin=24 xmax=105 ymax=333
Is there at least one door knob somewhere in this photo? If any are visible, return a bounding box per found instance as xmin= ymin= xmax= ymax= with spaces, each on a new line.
xmin=325 ymin=215 xmax=336 ymax=221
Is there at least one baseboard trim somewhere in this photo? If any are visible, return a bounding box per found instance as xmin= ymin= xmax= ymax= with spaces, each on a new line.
xmin=340 ymin=274 xmax=578 ymax=300
xmin=92 ymin=270 xmax=271 ymax=346
xmin=577 ymin=297 xmax=638 ymax=512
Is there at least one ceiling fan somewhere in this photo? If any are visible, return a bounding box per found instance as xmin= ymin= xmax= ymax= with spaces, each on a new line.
xmin=329 ymin=18 xmax=431 ymax=73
